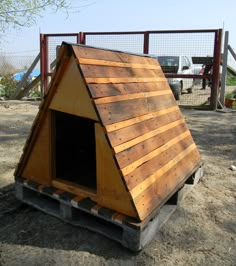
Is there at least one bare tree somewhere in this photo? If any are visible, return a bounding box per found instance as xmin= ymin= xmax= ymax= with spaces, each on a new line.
xmin=0 ymin=0 xmax=95 ymax=32
xmin=0 ymin=55 xmax=16 ymax=75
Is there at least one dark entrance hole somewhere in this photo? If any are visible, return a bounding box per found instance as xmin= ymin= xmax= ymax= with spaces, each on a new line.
xmin=54 ymin=111 xmax=96 ymax=190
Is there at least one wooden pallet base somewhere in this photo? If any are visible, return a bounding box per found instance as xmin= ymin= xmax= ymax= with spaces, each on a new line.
xmin=15 ymin=165 xmax=203 ymax=251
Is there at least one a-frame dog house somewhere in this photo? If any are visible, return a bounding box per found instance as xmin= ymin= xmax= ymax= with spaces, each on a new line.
xmin=15 ymin=43 xmax=203 ymax=250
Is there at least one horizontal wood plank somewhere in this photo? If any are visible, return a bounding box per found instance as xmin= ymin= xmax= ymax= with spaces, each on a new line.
xmin=115 ymin=123 xmax=189 ymax=169
xmin=134 ymin=149 xmax=201 ymax=220
xmin=78 ymin=57 xmax=161 ymax=69
xmin=121 ymin=130 xmax=191 ymax=176
xmin=88 ymin=82 xmax=170 ymax=98
xmin=52 ymin=179 xmax=97 ymax=201
xmin=105 ymin=106 xmax=179 ymax=133
xmin=85 ymin=77 xmax=166 ymax=84
xmin=96 ymin=94 xmax=176 ymax=125
xmin=130 ymin=144 xmax=197 ymax=199
xmin=72 ymin=45 xmax=157 ymax=64
xmin=94 ymin=90 xmax=171 ymax=104
xmin=123 ymin=135 xmax=194 ymax=190
xmin=81 ymin=65 xmax=164 ymax=79
xmin=108 ymin=108 xmax=183 ymax=147
xmin=114 ymin=118 xmax=185 ymax=153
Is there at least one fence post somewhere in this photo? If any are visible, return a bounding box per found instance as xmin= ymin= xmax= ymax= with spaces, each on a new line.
xmin=40 ymin=34 xmax=48 ymax=96
xmin=79 ymin=32 xmax=85 ymax=44
xmin=143 ymin=32 xmax=149 ymax=54
xmin=219 ymin=31 xmax=229 ymax=106
xmin=211 ymin=29 xmax=222 ymax=110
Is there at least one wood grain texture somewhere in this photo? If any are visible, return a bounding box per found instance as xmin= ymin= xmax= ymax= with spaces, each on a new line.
xmin=94 ymin=90 xmax=171 ymax=104
xmin=49 ymin=59 xmax=98 ymax=121
xmin=134 ymin=149 xmax=201 ymax=220
xmin=113 ymin=118 xmax=185 ymax=153
xmin=115 ymin=123 xmax=189 ymax=169
xmin=105 ymin=106 xmax=179 ymax=133
xmin=108 ymin=108 xmax=183 ymax=147
xmin=123 ymin=135 xmax=195 ymax=191
xmin=96 ymin=94 xmax=176 ymax=125
xmin=85 ymin=77 xmax=166 ymax=84
xmin=88 ymin=82 xmax=170 ymax=98
xmin=22 ymin=111 xmax=51 ymax=185
xmin=130 ymin=143 xmax=197 ymax=199
xmin=78 ymin=57 xmax=161 ymax=69
xmin=72 ymin=45 xmax=157 ymax=65
xmin=81 ymin=65 xmax=165 ymax=79
xmin=52 ymin=179 xmax=97 ymax=201
xmin=121 ymin=130 xmax=192 ymax=176
xmin=95 ymin=123 xmax=137 ymax=218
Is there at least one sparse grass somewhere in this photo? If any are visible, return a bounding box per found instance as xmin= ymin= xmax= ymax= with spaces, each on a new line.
xmin=226 ymin=73 xmax=236 ymax=86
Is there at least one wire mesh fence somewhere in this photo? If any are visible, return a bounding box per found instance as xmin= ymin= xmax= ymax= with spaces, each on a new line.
xmin=83 ymin=30 xmax=218 ymax=107
xmin=84 ymin=33 xmax=145 ymax=54
xmin=47 ymin=35 xmax=78 ymax=71
xmin=0 ymin=54 xmax=39 ymax=76
xmin=38 ymin=29 xmax=222 ymax=108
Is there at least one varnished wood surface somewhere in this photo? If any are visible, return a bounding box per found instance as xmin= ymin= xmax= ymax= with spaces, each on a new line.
xmin=108 ymin=108 xmax=184 ymax=147
xmin=96 ymin=94 xmax=176 ymax=125
xmin=49 ymin=59 xmax=98 ymax=121
xmin=78 ymin=57 xmax=161 ymax=69
xmin=18 ymin=43 xmax=202 ymax=222
xmin=115 ymin=123 xmax=189 ymax=169
xmin=134 ymin=149 xmax=201 ymax=220
xmin=95 ymin=123 xmax=137 ymax=218
xmin=88 ymin=82 xmax=170 ymax=98
xmin=72 ymin=45 xmax=157 ymax=64
xmin=52 ymin=179 xmax=97 ymax=201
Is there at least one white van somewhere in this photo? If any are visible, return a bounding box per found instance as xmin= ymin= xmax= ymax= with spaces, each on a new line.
xmin=157 ymin=56 xmax=194 ymax=100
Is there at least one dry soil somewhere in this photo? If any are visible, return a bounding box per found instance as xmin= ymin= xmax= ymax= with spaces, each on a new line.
xmin=0 ymin=101 xmax=235 ymax=266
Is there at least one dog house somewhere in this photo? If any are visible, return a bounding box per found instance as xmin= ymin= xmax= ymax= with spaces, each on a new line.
xmin=15 ymin=43 xmax=203 ymax=251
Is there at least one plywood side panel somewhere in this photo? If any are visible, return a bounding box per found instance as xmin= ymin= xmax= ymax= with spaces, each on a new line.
xmin=96 ymin=94 xmax=176 ymax=125
xmin=134 ymin=149 xmax=201 ymax=220
xmin=22 ymin=111 xmax=51 ymax=185
xmin=108 ymin=109 xmax=184 ymax=147
xmin=88 ymin=82 xmax=170 ymax=98
xmin=49 ymin=59 xmax=98 ymax=121
xmin=95 ymin=123 xmax=137 ymax=218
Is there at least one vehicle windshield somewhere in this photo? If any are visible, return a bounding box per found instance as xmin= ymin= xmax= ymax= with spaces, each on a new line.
xmin=157 ymin=56 xmax=179 ymax=67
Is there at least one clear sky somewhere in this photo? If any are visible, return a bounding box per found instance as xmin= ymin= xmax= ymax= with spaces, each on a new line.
xmin=1 ymin=0 xmax=235 ymax=57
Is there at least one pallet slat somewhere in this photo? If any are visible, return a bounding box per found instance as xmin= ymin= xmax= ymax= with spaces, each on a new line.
xmin=130 ymin=144 xmax=197 ymax=199
xmin=113 ymin=118 xmax=185 ymax=153
xmin=105 ymin=106 xmax=179 ymax=133
xmin=115 ymin=123 xmax=189 ymax=169
xmin=120 ymin=130 xmax=192 ymax=176
xmin=88 ymin=82 xmax=170 ymax=98
xmin=94 ymin=90 xmax=171 ymax=104
xmin=78 ymin=57 xmax=161 ymax=69
xmin=108 ymin=108 xmax=183 ymax=147
xmin=134 ymin=149 xmax=201 ymax=220
xmin=96 ymin=94 xmax=176 ymax=125
xmin=85 ymin=77 xmax=166 ymax=84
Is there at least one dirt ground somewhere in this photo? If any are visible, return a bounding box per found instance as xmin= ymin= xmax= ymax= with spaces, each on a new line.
xmin=0 ymin=100 xmax=235 ymax=266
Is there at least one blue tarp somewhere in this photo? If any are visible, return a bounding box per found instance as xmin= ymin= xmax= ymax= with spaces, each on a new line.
xmin=13 ymin=69 xmax=40 ymax=81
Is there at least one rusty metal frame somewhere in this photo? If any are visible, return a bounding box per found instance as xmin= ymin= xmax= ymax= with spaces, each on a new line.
xmin=40 ymin=33 xmax=80 ymax=93
xmin=40 ymin=29 xmax=222 ymax=109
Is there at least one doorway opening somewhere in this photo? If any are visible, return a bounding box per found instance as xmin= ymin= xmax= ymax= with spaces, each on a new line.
xmin=54 ymin=111 xmax=96 ymax=190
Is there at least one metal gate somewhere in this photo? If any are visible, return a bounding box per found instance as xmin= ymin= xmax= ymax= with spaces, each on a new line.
xmin=40 ymin=29 xmax=222 ymax=109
